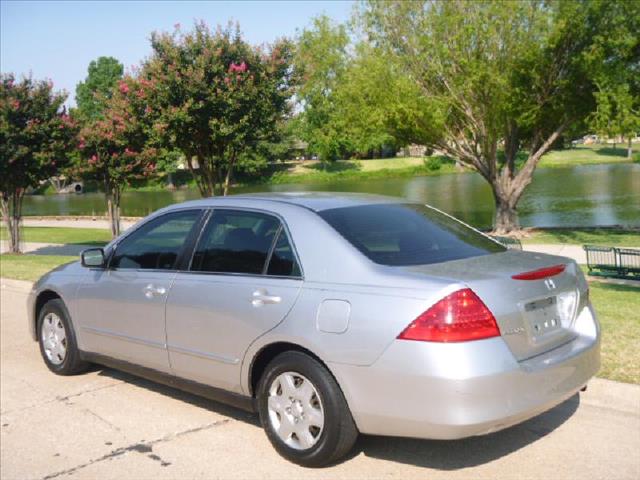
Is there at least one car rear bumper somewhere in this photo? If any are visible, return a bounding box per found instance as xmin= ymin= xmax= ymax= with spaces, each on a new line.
xmin=331 ymin=304 xmax=600 ymax=440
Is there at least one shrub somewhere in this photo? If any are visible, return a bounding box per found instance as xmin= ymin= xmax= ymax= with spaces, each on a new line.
xmin=424 ymin=156 xmax=442 ymax=171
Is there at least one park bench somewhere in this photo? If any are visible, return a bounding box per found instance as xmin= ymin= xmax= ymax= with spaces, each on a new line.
xmin=490 ymin=235 xmax=523 ymax=250
xmin=583 ymin=245 xmax=640 ymax=279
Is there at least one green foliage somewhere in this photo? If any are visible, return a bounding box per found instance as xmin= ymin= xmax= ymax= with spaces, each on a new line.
xmin=333 ymin=44 xmax=439 ymax=155
xmin=1 ymin=74 xmax=77 ymax=196
xmin=77 ymin=76 xmax=155 ymax=190
xmin=423 ymin=157 xmax=441 ymax=171
xmin=75 ymin=56 xmax=124 ymax=121
xmin=141 ymin=21 xmax=295 ymax=196
xmin=76 ymin=76 xmax=156 ymax=235
xmin=294 ymin=16 xmax=351 ymax=161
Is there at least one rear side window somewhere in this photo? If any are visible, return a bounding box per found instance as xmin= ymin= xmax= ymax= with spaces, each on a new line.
xmin=267 ymin=229 xmax=301 ymax=277
xmin=111 ymin=210 xmax=201 ymax=270
xmin=319 ymin=203 xmax=505 ymax=266
xmin=191 ymin=210 xmax=280 ymax=274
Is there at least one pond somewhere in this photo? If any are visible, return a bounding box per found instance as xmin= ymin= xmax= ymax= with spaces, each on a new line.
xmin=20 ymin=163 xmax=640 ymax=229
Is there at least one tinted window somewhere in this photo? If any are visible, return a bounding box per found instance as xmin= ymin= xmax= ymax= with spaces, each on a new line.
xmin=191 ymin=210 xmax=279 ymax=274
xmin=111 ymin=210 xmax=200 ymax=270
xmin=267 ymin=229 xmax=301 ymax=277
xmin=319 ymin=203 xmax=505 ymax=266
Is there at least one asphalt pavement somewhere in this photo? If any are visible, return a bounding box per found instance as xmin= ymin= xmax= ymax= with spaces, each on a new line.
xmin=1 ymin=278 xmax=639 ymax=480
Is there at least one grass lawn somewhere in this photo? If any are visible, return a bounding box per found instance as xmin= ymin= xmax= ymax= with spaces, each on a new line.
xmin=0 ymin=254 xmax=75 ymax=282
xmin=0 ymin=226 xmax=110 ymax=246
xmin=0 ymin=252 xmax=638 ymax=384
xmin=538 ymin=143 xmax=638 ymax=168
xmin=262 ymin=144 xmax=636 ymax=186
xmin=269 ymin=158 xmax=458 ymax=184
xmin=523 ymin=228 xmax=640 ymax=247
xmin=589 ymin=282 xmax=640 ymax=384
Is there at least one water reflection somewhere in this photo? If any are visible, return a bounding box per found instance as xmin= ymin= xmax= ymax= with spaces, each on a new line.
xmin=20 ymin=164 xmax=640 ymax=229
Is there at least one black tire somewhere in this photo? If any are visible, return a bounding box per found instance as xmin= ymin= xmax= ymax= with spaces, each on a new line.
xmin=257 ymin=351 xmax=358 ymax=467
xmin=37 ymin=299 xmax=89 ymax=376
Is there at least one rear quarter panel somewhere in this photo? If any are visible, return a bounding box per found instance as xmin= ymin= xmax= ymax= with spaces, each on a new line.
xmin=240 ymin=279 xmax=458 ymax=395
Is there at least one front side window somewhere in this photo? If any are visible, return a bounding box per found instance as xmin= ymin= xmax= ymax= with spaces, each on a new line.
xmin=191 ymin=210 xmax=280 ymax=275
xmin=110 ymin=210 xmax=201 ymax=270
xmin=319 ymin=203 xmax=505 ymax=266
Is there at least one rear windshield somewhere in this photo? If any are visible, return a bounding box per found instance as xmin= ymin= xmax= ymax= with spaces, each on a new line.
xmin=319 ymin=203 xmax=505 ymax=266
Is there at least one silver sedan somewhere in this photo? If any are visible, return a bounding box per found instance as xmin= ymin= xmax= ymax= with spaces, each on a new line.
xmin=27 ymin=193 xmax=600 ymax=466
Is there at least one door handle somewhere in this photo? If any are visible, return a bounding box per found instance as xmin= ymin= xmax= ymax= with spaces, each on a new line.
xmin=144 ymin=284 xmax=167 ymax=299
xmin=252 ymin=289 xmax=281 ymax=307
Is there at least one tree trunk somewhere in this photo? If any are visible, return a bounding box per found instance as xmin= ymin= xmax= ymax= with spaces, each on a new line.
xmin=493 ymin=194 xmax=519 ymax=234
xmin=223 ymin=153 xmax=237 ymax=196
xmin=628 ymin=138 xmax=633 ymax=159
xmin=1 ymin=190 xmax=24 ymax=254
xmin=105 ymin=186 xmax=121 ymax=239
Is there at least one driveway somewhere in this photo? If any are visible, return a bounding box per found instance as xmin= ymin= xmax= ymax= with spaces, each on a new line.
xmin=1 ymin=279 xmax=639 ymax=480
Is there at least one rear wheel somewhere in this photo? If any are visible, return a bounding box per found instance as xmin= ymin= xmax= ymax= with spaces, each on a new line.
xmin=38 ymin=299 xmax=88 ymax=375
xmin=257 ymin=351 xmax=358 ymax=467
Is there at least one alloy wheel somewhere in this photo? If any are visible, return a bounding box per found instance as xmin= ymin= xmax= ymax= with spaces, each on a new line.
xmin=267 ymin=371 xmax=325 ymax=450
xmin=41 ymin=313 xmax=67 ymax=365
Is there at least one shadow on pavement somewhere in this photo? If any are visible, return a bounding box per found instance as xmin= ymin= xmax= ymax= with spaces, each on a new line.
xmin=25 ymin=244 xmax=94 ymax=256
xmin=95 ymin=365 xmax=580 ymax=469
xmin=95 ymin=366 xmax=260 ymax=427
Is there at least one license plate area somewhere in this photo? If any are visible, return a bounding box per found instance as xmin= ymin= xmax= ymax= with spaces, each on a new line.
xmin=524 ymin=296 xmax=562 ymax=336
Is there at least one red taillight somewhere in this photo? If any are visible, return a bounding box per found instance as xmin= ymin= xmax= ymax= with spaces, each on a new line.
xmin=511 ymin=264 xmax=566 ymax=280
xmin=397 ymin=288 xmax=500 ymax=343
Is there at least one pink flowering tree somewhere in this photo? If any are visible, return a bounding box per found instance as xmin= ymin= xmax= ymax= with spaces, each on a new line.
xmin=78 ymin=77 xmax=155 ymax=237
xmin=141 ymin=22 xmax=295 ymax=196
xmin=0 ymin=74 xmax=78 ymax=253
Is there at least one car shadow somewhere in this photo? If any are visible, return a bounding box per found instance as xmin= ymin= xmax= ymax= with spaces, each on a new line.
xmin=350 ymin=394 xmax=580 ymax=469
xmin=93 ymin=366 xmax=261 ymax=427
xmin=94 ymin=365 xmax=580 ymax=469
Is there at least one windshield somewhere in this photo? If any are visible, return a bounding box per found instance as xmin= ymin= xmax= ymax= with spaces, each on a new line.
xmin=319 ymin=203 xmax=505 ymax=266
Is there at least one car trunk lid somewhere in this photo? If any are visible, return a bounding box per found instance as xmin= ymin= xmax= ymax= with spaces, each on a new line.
xmin=398 ymin=250 xmax=587 ymax=361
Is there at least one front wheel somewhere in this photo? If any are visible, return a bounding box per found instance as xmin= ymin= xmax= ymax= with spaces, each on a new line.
xmin=257 ymin=351 xmax=358 ymax=467
xmin=38 ymin=299 xmax=89 ymax=375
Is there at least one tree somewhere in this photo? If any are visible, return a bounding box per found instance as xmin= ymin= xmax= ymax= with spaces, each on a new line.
xmin=141 ymin=22 xmax=295 ymax=197
xmin=0 ymin=74 xmax=77 ymax=253
xmin=75 ymin=56 xmax=124 ymax=121
xmin=295 ymin=15 xmax=351 ymax=161
xmin=333 ymin=43 xmax=438 ymax=157
xmin=586 ymin=1 xmax=640 ymax=159
xmin=591 ymin=83 xmax=640 ymax=156
xmin=361 ymin=0 xmax=640 ymax=232
xmin=77 ymin=76 xmax=155 ymax=237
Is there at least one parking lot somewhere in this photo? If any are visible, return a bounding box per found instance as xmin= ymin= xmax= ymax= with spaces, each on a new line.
xmin=1 ymin=278 xmax=639 ymax=480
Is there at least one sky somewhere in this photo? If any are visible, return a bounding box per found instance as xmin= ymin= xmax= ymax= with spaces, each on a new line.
xmin=1 ymin=0 xmax=354 ymax=106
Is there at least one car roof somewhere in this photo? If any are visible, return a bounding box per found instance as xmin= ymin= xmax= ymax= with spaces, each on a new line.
xmin=171 ymin=192 xmax=405 ymax=212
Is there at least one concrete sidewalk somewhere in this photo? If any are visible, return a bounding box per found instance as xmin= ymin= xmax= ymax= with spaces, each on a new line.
xmin=1 ymin=278 xmax=639 ymax=480
xmin=524 ymin=244 xmax=590 ymax=264
xmin=21 ymin=218 xmax=139 ymax=230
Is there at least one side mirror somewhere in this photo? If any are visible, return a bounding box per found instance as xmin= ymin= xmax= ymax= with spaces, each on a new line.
xmin=81 ymin=248 xmax=106 ymax=268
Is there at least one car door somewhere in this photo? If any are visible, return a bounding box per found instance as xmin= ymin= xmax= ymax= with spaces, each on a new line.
xmin=74 ymin=209 xmax=203 ymax=373
xmin=165 ymin=209 xmax=303 ymax=393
